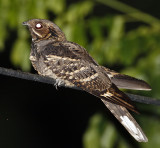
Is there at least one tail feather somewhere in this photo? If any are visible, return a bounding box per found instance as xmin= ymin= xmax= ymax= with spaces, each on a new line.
xmin=101 ymin=99 xmax=148 ymax=142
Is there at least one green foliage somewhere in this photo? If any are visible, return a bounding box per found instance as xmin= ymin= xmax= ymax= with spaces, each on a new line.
xmin=83 ymin=114 xmax=117 ymax=148
xmin=0 ymin=0 xmax=160 ymax=147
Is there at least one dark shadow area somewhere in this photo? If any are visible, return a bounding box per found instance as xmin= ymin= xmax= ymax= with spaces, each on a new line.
xmin=0 ymin=74 xmax=103 ymax=148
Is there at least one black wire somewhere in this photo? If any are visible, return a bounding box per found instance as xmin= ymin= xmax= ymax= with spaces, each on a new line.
xmin=126 ymin=93 xmax=160 ymax=106
xmin=0 ymin=67 xmax=56 ymax=84
xmin=0 ymin=66 xmax=160 ymax=106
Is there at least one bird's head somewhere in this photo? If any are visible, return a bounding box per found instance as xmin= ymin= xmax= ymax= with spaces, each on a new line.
xmin=23 ymin=19 xmax=66 ymax=42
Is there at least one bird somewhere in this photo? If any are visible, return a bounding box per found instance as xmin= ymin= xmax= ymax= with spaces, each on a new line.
xmin=23 ymin=19 xmax=151 ymax=142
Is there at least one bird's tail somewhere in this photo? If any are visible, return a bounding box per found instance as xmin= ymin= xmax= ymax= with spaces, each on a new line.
xmin=101 ymin=99 xmax=148 ymax=142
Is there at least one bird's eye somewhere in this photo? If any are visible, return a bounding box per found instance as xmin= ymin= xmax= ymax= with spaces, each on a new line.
xmin=35 ymin=23 xmax=43 ymax=29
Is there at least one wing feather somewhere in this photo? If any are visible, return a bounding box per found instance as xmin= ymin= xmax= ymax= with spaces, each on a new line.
xmin=102 ymin=67 xmax=151 ymax=91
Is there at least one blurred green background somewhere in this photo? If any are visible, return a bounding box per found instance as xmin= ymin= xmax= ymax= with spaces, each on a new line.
xmin=0 ymin=0 xmax=160 ymax=148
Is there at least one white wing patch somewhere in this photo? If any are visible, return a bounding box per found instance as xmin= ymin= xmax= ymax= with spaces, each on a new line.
xmin=120 ymin=115 xmax=146 ymax=141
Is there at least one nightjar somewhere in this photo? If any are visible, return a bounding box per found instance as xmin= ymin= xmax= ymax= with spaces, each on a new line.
xmin=23 ymin=19 xmax=151 ymax=142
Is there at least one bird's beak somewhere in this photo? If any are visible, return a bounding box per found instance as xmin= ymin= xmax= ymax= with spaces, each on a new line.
xmin=22 ymin=21 xmax=28 ymax=26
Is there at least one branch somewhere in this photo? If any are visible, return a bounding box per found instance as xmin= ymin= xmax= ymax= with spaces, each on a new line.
xmin=0 ymin=66 xmax=159 ymax=106
xmin=96 ymin=0 xmax=160 ymax=25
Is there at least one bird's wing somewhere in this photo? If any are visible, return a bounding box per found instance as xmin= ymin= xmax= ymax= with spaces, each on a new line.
xmin=101 ymin=99 xmax=148 ymax=142
xmin=41 ymin=42 xmax=137 ymax=112
xmin=102 ymin=67 xmax=151 ymax=91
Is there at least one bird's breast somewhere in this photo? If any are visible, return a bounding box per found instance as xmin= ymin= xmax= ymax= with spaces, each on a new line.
xmin=30 ymin=52 xmax=75 ymax=88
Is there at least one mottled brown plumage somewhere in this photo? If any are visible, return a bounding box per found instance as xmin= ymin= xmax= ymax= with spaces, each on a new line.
xmin=23 ymin=19 xmax=151 ymax=142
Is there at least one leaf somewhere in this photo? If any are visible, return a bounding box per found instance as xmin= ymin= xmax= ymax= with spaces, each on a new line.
xmin=47 ymin=0 xmax=65 ymax=14
xmin=66 ymin=1 xmax=94 ymax=22
xmin=100 ymin=123 xmax=117 ymax=148
xmin=10 ymin=38 xmax=31 ymax=71
xmin=83 ymin=114 xmax=106 ymax=148
xmin=83 ymin=114 xmax=117 ymax=148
